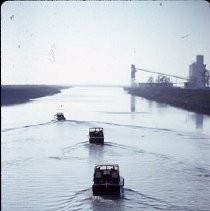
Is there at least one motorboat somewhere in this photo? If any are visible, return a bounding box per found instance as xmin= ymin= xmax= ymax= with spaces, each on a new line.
xmin=92 ymin=164 xmax=124 ymax=196
xmin=54 ymin=112 xmax=66 ymax=121
xmin=89 ymin=127 xmax=104 ymax=144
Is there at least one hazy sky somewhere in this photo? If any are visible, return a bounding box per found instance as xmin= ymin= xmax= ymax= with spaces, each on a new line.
xmin=1 ymin=1 xmax=210 ymax=85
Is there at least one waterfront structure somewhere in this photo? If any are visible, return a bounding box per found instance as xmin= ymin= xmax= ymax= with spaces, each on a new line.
xmin=130 ymin=55 xmax=209 ymax=89
xmin=185 ymin=55 xmax=210 ymax=89
xmin=130 ymin=65 xmax=185 ymax=88
xmin=138 ymin=82 xmax=173 ymax=88
xmin=131 ymin=64 xmax=137 ymax=87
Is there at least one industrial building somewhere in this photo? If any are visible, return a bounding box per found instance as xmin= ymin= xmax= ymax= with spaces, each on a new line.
xmin=130 ymin=55 xmax=209 ymax=89
xmin=185 ymin=55 xmax=209 ymax=89
xmin=125 ymin=55 xmax=210 ymax=115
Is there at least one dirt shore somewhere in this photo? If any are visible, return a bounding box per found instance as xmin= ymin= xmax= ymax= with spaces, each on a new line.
xmin=124 ymin=86 xmax=210 ymax=115
xmin=1 ymin=85 xmax=70 ymax=106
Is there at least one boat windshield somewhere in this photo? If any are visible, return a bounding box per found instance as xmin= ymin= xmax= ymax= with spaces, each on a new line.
xmin=95 ymin=165 xmax=119 ymax=171
xmin=89 ymin=128 xmax=103 ymax=132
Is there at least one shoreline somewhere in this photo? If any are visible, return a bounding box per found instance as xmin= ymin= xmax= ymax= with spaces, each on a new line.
xmin=1 ymin=85 xmax=70 ymax=106
xmin=124 ymin=86 xmax=210 ymax=115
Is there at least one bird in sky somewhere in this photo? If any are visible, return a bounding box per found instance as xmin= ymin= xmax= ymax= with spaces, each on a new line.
xmin=181 ymin=34 xmax=189 ymax=39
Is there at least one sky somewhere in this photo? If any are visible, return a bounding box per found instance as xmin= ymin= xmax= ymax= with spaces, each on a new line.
xmin=1 ymin=1 xmax=210 ymax=85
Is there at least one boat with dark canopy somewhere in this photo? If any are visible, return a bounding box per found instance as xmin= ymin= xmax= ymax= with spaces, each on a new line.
xmin=89 ymin=127 xmax=104 ymax=144
xmin=92 ymin=164 xmax=124 ymax=196
xmin=54 ymin=112 xmax=66 ymax=121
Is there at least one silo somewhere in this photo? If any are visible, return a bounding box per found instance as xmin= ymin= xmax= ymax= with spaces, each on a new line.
xmin=194 ymin=55 xmax=206 ymax=88
xmin=196 ymin=55 xmax=204 ymax=65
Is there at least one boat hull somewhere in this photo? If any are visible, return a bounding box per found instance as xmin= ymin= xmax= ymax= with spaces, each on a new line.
xmin=92 ymin=177 xmax=124 ymax=196
xmin=92 ymin=184 xmax=123 ymax=196
xmin=57 ymin=117 xmax=66 ymax=121
xmin=89 ymin=137 xmax=104 ymax=144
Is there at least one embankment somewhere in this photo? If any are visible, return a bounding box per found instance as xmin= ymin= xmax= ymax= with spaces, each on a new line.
xmin=124 ymin=86 xmax=210 ymax=115
xmin=1 ymin=85 xmax=70 ymax=106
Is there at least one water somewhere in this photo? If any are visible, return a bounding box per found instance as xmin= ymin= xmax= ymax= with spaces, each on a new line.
xmin=2 ymin=87 xmax=210 ymax=211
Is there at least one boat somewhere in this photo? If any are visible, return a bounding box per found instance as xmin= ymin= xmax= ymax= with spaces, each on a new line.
xmin=54 ymin=112 xmax=66 ymax=121
xmin=92 ymin=164 xmax=124 ymax=196
xmin=89 ymin=127 xmax=104 ymax=144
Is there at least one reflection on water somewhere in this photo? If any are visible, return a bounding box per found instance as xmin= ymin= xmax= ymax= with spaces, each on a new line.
xmin=156 ymin=102 xmax=168 ymax=108
xmin=195 ymin=113 xmax=203 ymax=129
xmin=148 ymin=100 xmax=154 ymax=109
xmin=89 ymin=143 xmax=104 ymax=163
xmin=92 ymin=195 xmax=125 ymax=211
xmin=133 ymin=92 xmax=207 ymax=131
xmin=187 ymin=113 xmax=204 ymax=129
xmin=130 ymin=95 xmax=135 ymax=112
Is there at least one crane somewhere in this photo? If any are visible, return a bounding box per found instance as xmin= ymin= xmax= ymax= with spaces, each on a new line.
xmin=130 ymin=64 xmax=188 ymax=87
xmin=135 ymin=67 xmax=189 ymax=81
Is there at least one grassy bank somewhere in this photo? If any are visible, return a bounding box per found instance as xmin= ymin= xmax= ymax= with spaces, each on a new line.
xmin=1 ymin=85 xmax=70 ymax=106
xmin=124 ymin=87 xmax=210 ymax=115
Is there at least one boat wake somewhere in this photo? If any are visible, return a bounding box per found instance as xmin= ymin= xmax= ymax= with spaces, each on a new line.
xmin=124 ymin=188 xmax=192 ymax=211
xmin=1 ymin=121 xmax=56 ymax=133
xmin=48 ymin=141 xmax=89 ymax=161
xmin=98 ymin=111 xmax=150 ymax=115
xmin=46 ymin=188 xmax=92 ymax=211
xmin=43 ymin=187 xmax=193 ymax=211
xmin=2 ymin=118 xmax=206 ymax=142
xmin=47 ymin=140 xmax=174 ymax=163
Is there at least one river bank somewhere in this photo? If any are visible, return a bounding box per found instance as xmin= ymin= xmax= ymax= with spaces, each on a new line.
xmin=124 ymin=86 xmax=210 ymax=115
xmin=1 ymin=85 xmax=70 ymax=106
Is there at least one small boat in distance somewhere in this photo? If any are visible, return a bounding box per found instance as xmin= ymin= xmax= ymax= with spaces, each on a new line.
xmin=89 ymin=127 xmax=104 ymax=144
xmin=92 ymin=164 xmax=124 ymax=196
xmin=54 ymin=112 xmax=66 ymax=121
xmin=54 ymin=105 xmax=66 ymax=121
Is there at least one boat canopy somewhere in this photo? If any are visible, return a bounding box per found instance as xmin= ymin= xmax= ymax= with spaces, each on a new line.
xmin=94 ymin=164 xmax=119 ymax=171
xmin=89 ymin=127 xmax=103 ymax=132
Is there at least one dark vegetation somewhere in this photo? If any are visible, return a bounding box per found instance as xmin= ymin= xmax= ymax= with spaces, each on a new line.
xmin=1 ymin=85 xmax=70 ymax=106
xmin=124 ymin=87 xmax=210 ymax=115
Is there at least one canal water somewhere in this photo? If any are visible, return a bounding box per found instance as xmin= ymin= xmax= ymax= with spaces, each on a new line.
xmin=2 ymin=87 xmax=210 ymax=211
